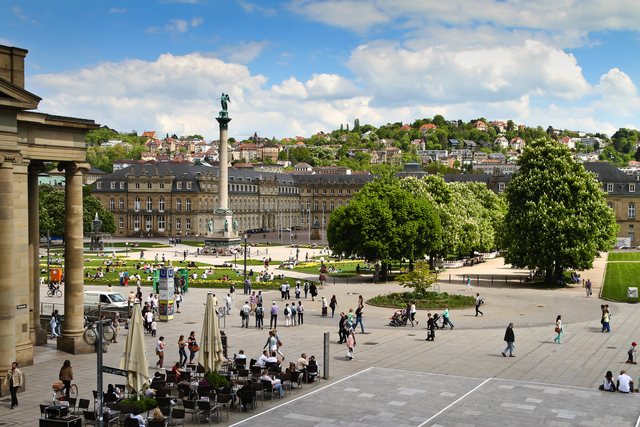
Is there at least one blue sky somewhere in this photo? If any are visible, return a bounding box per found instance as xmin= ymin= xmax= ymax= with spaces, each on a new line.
xmin=4 ymin=0 xmax=640 ymax=140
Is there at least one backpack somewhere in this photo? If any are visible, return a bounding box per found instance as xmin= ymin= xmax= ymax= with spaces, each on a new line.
xmin=256 ymin=307 xmax=264 ymax=316
xmin=284 ymin=307 xmax=289 ymax=315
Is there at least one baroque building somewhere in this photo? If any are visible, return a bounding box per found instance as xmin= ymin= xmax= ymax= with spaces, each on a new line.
xmin=91 ymin=163 xmax=376 ymax=236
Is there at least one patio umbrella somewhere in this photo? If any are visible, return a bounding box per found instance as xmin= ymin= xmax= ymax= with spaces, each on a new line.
xmin=201 ymin=293 xmax=225 ymax=373
xmin=119 ymin=304 xmax=149 ymax=395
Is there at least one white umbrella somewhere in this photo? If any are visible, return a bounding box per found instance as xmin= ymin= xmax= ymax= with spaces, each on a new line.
xmin=119 ymin=304 xmax=149 ymax=395
xmin=201 ymin=293 xmax=225 ymax=373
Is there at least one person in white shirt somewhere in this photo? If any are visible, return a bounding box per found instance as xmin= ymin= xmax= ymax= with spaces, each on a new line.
xmin=259 ymin=370 xmax=283 ymax=397
xmin=617 ymin=370 xmax=634 ymax=393
xmin=256 ymin=350 xmax=269 ymax=367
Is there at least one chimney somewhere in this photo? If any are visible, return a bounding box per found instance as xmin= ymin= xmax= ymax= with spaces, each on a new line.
xmin=0 ymin=45 xmax=28 ymax=88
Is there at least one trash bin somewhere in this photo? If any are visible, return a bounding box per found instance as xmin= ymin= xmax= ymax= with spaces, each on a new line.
xmin=50 ymin=268 xmax=62 ymax=282
xmin=628 ymin=287 xmax=638 ymax=303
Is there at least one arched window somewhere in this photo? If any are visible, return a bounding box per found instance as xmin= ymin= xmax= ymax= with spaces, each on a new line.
xmin=119 ymin=198 xmax=124 ymax=210
xmin=134 ymin=197 xmax=140 ymax=212
xmin=176 ymin=199 xmax=182 ymax=211
xmin=109 ymin=198 xmax=114 ymax=210
xmin=159 ymin=197 xmax=165 ymax=212
xmin=146 ymin=197 xmax=152 ymax=211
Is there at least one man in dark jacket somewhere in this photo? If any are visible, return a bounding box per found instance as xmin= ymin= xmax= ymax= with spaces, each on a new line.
xmin=338 ymin=313 xmax=347 ymax=343
xmin=502 ymin=323 xmax=515 ymax=357
xmin=426 ymin=313 xmax=436 ymax=341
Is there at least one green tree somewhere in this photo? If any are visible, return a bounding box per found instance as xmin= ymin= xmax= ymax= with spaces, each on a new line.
xmin=500 ymin=140 xmax=618 ymax=283
xmin=83 ymin=196 xmax=116 ymax=234
xmin=506 ymin=120 xmax=515 ymax=132
xmin=278 ymin=150 xmax=288 ymax=161
xmin=396 ymin=260 xmax=438 ymax=294
xmin=40 ymin=192 xmax=116 ymax=239
xmin=327 ymin=177 xmax=442 ymax=280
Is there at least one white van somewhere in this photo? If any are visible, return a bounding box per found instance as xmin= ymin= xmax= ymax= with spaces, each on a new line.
xmin=84 ymin=291 xmax=128 ymax=311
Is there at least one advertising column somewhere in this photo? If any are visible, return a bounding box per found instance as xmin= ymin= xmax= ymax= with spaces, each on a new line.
xmin=158 ymin=267 xmax=174 ymax=322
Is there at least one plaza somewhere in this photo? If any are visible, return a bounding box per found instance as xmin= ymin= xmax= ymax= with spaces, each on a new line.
xmin=2 ymin=241 xmax=640 ymax=426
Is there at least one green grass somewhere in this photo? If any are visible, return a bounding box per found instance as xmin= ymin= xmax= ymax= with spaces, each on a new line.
xmin=607 ymin=252 xmax=640 ymax=261
xmin=603 ymin=262 xmax=640 ymax=301
xmin=368 ymin=291 xmax=476 ymax=309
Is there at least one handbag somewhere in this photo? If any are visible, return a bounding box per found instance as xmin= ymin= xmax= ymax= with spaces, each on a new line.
xmin=555 ymin=327 xmax=562 ymax=333
xmin=277 ymin=340 xmax=283 ymax=346
xmin=191 ymin=344 xmax=199 ymax=352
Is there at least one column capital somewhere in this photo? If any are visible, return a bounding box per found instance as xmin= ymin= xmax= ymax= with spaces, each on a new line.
xmin=0 ymin=151 xmax=24 ymax=165
xmin=57 ymin=161 xmax=90 ymax=175
xmin=28 ymin=161 xmax=46 ymax=175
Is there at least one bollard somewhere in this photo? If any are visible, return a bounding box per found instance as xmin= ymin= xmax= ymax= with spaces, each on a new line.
xmin=505 ymin=276 xmax=507 ymax=285
xmin=492 ymin=275 xmax=494 ymax=284
xmin=462 ymin=274 xmax=465 ymax=285
xmin=477 ymin=275 xmax=479 ymax=285
xmin=346 ymin=277 xmax=348 ymax=285
xmin=449 ymin=274 xmax=451 ymax=283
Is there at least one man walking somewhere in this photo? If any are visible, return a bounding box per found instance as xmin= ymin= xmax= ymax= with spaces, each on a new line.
xmin=475 ymin=293 xmax=483 ymax=316
xmin=426 ymin=313 xmax=436 ymax=341
xmin=354 ymin=304 xmax=366 ymax=333
xmin=241 ymin=301 xmax=251 ymax=328
xmin=586 ymin=279 xmax=592 ymax=297
xmin=502 ymin=323 xmax=515 ymax=357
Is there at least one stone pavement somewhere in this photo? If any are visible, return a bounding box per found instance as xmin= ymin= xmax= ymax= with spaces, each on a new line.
xmin=3 ymin=245 xmax=640 ymax=426
xmin=231 ymin=367 xmax=640 ymax=427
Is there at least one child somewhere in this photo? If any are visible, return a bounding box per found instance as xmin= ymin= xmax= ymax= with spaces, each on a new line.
xmin=346 ymin=331 xmax=356 ymax=360
xmin=151 ymin=320 xmax=157 ymax=337
xmin=628 ymin=342 xmax=637 ymax=364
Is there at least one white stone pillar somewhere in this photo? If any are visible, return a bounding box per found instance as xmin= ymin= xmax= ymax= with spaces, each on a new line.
xmin=0 ymin=159 xmax=15 ymax=371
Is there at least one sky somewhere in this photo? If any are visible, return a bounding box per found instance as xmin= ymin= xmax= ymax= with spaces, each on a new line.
xmin=3 ymin=0 xmax=640 ymax=141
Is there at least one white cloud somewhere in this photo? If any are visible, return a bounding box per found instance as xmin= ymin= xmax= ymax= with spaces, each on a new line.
xmin=287 ymin=0 xmax=389 ymax=33
xmin=592 ymin=68 xmax=640 ymax=117
xmin=108 ymin=8 xmax=127 ymax=13
xmin=147 ymin=18 xmax=199 ymax=36
xmin=209 ymin=40 xmax=271 ymax=64
xmin=238 ymin=0 xmax=277 ymax=17
xmin=346 ymin=39 xmax=591 ymax=108
xmin=190 ymin=17 xmax=204 ymax=27
xmin=12 ymin=6 xmax=27 ymax=20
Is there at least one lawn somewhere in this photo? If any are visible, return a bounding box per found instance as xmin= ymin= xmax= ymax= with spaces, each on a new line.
xmin=607 ymin=252 xmax=640 ymax=262
xmin=602 ymin=262 xmax=640 ymax=301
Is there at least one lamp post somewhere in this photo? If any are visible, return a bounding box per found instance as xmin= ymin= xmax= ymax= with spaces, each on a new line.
xmin=196 ymin=234 xmax=199 ymax=257
xmin=126 ymin=242 xmax=129 ymax=257
xmin=243 ymin=233 xmax=248 ymax=284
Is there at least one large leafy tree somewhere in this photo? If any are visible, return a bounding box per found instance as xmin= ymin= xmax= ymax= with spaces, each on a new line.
xmin=39 ymin=191 xmax=116 ymax=239
xmin=327 ymin=177 xmax=442 ymax=281
xmin=500 ymin=140 xmax=618 ymax=282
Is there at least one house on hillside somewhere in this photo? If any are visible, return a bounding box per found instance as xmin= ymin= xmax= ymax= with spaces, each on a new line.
xmin=400 ymin=124 xmax=411 ymax=131
xmin=559 ymin=136 xmax=575 ymax=150
xmin=489 ymin=121 xmax=507 ymax=133
xmin=463 ymin=140 xmax=477 ymax=149
xmin=472 ymin=121 xmax=489 ymax=132
xmin=146 ymin=139 xmax=161 ymax=152
xmin=494 ymin=136 xmax=509 ymax=149
xmin=294 ymin=162 xmax=313 ymax=172
xmin=473 ymin=152 xmax=487 ymax=163
xmin=509 ymin=137 xmax=525 ymax=151
xmin=141 ymin=131 xmax=157 ymax=139
xmin=449 ymin=139 xmax=461 ymax=148
xmin=419 ymin=124 xmax=438 ymax=132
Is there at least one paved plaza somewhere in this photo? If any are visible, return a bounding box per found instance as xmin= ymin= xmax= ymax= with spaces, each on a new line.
xmin=2 ymin=241 xmax=640 ymax=426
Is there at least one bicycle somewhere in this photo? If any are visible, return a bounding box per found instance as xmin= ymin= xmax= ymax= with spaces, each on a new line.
xmin=47 ymin=284 xmax=62 ymax=298
xmin=52 ymin=382 xmax=78 ymax=404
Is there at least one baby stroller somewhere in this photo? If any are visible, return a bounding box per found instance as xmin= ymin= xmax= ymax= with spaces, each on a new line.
xmin=389 ymin=310 xmax=407 ymax=327
xmin=432 ymin=313 xmax=442 ymax=329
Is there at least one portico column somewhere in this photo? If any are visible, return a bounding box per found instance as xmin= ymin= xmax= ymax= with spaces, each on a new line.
xmin=0 ymin=158 xmax=15 ymax=371
xmin=29 ymin=163 xmax=47 ymax=345
xmin=57 ymin=161 xmax=92 ymax=354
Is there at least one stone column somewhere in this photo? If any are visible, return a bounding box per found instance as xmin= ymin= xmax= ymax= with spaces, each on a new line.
xmin=29 ymin=163 xmax=47 ymax=346
xmin=216 ymin=117 xmax=231 ymax=210
xmin=0 ymin=158 xmax=15 ymax=372
xmin=57 ymin=161 xmax=92 ymax=354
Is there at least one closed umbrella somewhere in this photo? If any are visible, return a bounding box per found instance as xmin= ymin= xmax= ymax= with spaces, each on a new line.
xmin=201 ymin=293 xmax=224 ymax=373
xmin=119 ymin=304 xmax=149 ymax=395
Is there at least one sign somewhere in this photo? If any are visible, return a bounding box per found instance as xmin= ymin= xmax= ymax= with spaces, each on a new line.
xmin=16 ymin=304 xmax=27 ymax=309
xmin=103 ymin=366 xmax=128 ymax=377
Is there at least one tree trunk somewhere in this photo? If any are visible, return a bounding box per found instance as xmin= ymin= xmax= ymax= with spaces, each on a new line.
xmin=409 ymin=259 xmax=414 ymax=271
xmin=381 ymin=262 xmax=388 ymax=282
xmin=544 ymin=268 xmax=553 ymax=284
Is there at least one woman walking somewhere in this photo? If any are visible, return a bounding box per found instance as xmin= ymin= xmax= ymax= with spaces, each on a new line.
xmin=156 ymin=336 xmax=166 ymax=368
xmin=178 ymin=335 xmax=187 ymax=367
xmin=553 ymin=315 xmax=563 ymax=344
xmin=346 ymin=331 xmax=356 ymax=360
xmin=59 ymin=360 xmax=74 ymax=399
xmin=442 ymin=305 xmax=454 ymax=329
xmin=49 ymin=312 xmax=58 ymax=338
xmin=188 ymin=331 xmax=198 ymax=364
xmin=273 ymin=329 xmax=285 ymax=360
xmin=330 ymin=295 xmax=338 ymax=318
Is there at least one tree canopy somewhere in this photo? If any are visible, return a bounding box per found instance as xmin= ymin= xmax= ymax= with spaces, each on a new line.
xmin=500 ymin=140 xmax=618 ymax=282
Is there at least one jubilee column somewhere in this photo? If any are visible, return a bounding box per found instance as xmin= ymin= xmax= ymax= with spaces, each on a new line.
xmin=57 ymin=161 xmax=92 ymax=354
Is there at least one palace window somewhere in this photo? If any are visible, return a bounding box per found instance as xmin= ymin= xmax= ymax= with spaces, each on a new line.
xmin=158 ymin=216 xmax=165 ymax=231
xmin=186 ymin=199 xmax=191 ymax=212
xmin=120 ymin=182 xmax=125 ymax=189
xmin=135 ymin=183 xmax=140 ymax=189
xmin=134 ymin=197 xmax=140 ymax=212
xmin=119 ymin=218 xmax=124 ymax=228
xmin=314 ymin=201 xmax=318 ymax=210
xmin=323 ymin=189 xmax=327 ymax=194
xmin=629 ymin=203 xmax=636 ymax=220
xmin=187 ymin=182 xmax=192 ymax=190
xmin=608 ymin=203 xmax=613 ymax=210
xmin=631 ymin=184 xmax=636 ymax=193
xmin=146 ymin=216 xmax=152 ymax=231
xmin=146 ymin=197 xmax=152 ymax=211
xmin=322 ymin=201 xmax=326 ymax=210
xmin=607 ymin=183 xmax=613 ymax=192
xmin=176 ymin=199 xmax=181 ymax=211
xmin=330 ymin=202 xmax=334 ymax=211
xmin=109 ymin=198 xmax=115 ymax=210
xmin=177 ymin=182 xmax=182 ymax=190
xmin=158 ymin=197 xmax=165 ymax=212
xmin=338 ymin=189 xmax=342 ymax=195
xmin=134 ymin=215 xmax=139 ymax=231
xmin=110 ymin=182 xmax=116 ymax=189
xmin=119 ymin=198 xmax=124 ymax=210
xmin=96 ymin=182 xmax=102 ymax=189
xmin=176 ymin=219 xmax=181 ymax=230
xmin=147 ymin=182 xmax=152 ymax=190
xmin=159 ymin=182 xmax=164 ymax=189
xmin=186 ymin=219 xmax=191 ymax=230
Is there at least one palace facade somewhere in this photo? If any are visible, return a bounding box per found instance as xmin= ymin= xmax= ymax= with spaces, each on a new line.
xmin=91 ymin=163 xmax=376 ymax=237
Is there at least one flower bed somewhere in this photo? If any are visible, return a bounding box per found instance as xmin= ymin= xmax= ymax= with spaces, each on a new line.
xmin=368 ymin=291 xmax=476 ymax=309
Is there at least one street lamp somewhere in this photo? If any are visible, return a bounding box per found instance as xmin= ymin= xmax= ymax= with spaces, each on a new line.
xmin=125 ymin=242 xmax=129 ymax=257
xmin=243 ymin=233 xmax=248 ymax=285
xmin=196 ymin=234 xmax=199 ymax=257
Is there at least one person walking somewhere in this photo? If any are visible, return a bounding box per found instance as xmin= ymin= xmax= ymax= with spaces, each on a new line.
xmin=354 ymin=304 xmax=366 ymax=333
xmin=442 ymin=305 xmax=454 ymax=329
xmin=4 ymin=362 xmax=22 ymax=409
xmin=49 ymin=312 xmax=58 ymax=338
xmin=586 ymin=279 xmax=592 ymax=297
xmin=255 ymin=303 xmax=264 ymax=329
xmin=175 ymin=291 xmax=182 ymax=313
xmin=284 ymin=304 xmax=292 ymax=327
xmin=270 ymin=302 xmax=278 ymax=329
xmin=319 ymin=273 xmax=327 ymax=289
xmin=188 ymin=331 xmax=198 ymax=364
xmin=309 ymin=282 xmax=317 ymax=301
xmin=59 ymin=360 xmax=74 ymax=399
xmin=475 ymin=294 xmax=484 ymax=316
xmin=156 ymin=336 xmax=166 ymax=368
xmin=330 ymin=295 xmax=338 ymax=318
xmin=303 ymin=281 xmax=309 ymax=299
xmin=502 ymin=323 xmax=515 ymax=357
xmin=426 ymin=313 xmax=435 ymax=341
xmin=321 ymin=296 xmax=328 ymax=317
xmin=466 ymin=276 xmax=472 ymax=291
xmin=54 ymin=310 xmax=61 ymax=337
xmin=273 ymin=329 xmax=285 ymax=360
xmin=346 ymin=331 xmax=356 ymax=360
xmin=553 ymin=315 xmax=563 ymax=344
xmin=230 ymin=282 xmax=235 ymax=300
xmin=602 ymin=308 xmax=611 ymax=333
xmin=178 ymin=335 xmax=187 ymax=367
xmin=226 ymin=293 xmax=233 ymax=314
xmin=410 ymin=301 xmax=418 ymax=326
